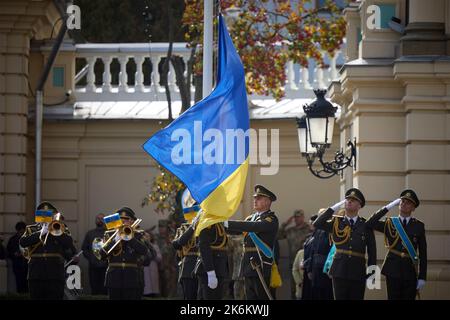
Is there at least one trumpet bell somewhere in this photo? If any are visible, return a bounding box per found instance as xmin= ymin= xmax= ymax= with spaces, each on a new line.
xmin=92 ymin=237 xmax=104 ymax=260
xmin=120 ymin=226 xmax=134 ymax=241
xmin=50 ymin=221 xmax=65 ymax=236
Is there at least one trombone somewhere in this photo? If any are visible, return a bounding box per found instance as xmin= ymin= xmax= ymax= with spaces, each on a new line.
xmin=43 ymin=213 xmax=66 ymax=245
xmin=101 ymin=218 xmax=142 ymax=255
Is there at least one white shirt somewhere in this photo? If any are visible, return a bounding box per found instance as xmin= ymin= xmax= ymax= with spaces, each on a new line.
xmin=345 ymin=215 xmax=358 ymax=225
xmin=399 ymin=215 xmax=411 ymax=225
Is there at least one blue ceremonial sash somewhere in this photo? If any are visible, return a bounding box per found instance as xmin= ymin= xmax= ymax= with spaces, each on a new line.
xmin=391 ymin=217 xmax=418 ymax=262
xmin=323 ymin=244 xmax=336 ymax=274
xmin=247 ymin=213 xmax=273 ymax=259
xmin=249 ymin=232 xmax=273 ymax=259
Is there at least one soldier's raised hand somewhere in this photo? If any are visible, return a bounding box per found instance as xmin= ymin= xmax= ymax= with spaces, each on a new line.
xmin=331 ymin=199 xmax=346 ymax=212
xmin=385 ymin=198 xmax=401 ymax=211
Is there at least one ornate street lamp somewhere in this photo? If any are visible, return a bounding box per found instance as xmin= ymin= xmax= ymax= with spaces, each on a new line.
xmin=296 ymin=89 xmax=357 ymax=179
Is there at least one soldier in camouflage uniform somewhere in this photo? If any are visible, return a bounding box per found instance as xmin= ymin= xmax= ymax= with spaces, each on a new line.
xmin=278 ymin=209 xmax=312 ymax=298
xmin=156 ymin=219 xmax=178 ymax=298
xmin=228 ymin=234 xmax=245 ymax=300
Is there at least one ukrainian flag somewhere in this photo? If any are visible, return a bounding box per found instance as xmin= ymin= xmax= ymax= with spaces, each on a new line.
xmin=143 ymin=15 xmax=249 ymax=236
xmin=103 ymin=213 xmax=123 ymax=230
xmin=35 ymin=210 xmax=53 ymax=223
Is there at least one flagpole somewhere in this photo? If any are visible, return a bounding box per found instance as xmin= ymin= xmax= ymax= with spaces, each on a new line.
xmin=203 ymin=0 xmax=213 ymax=98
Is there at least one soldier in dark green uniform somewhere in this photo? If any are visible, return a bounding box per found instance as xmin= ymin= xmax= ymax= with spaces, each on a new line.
xmin=313 ymin=188 xmax=377 ymax=300
xmin=195 ymin=220 xmax=229 ymax=300
xmin=366 ymin=189 xmax=427 ymax=300
xmin=19 ymin=201 xmax=76 ymax=300
xmin=278 ymin=209 xmax=311 ymax=299
xmin=224 ymin=184 xmax=279 ymax=300
xmin=100 ymin=207 xmax=152 ymax=300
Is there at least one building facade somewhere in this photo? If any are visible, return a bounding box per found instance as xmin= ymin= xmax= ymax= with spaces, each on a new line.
xmin=0 ymin=0 xmax=448 ymax=299
xmin=330 ymin=0 xmax=450 ymax=298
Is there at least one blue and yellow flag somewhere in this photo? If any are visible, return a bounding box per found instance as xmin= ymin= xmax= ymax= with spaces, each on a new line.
xmin=143 ymin=15 xmax=250 ymax=236
xmin=35 ymin=210 xmax=53 ymax=223
xmin=103 ymin=213 xmax=123 ymax=230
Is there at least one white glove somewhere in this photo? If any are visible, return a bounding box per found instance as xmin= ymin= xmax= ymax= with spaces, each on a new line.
xmin=223 ymin=220 xmax=229 ymax=228
xmin=207 ymin=270 xmax=218 ymax=289
xmin=416 ymin=279 xmax=426 ymax=290
xmin=385 ymin=198 xmax=401 ymax=211
xmin=331 ymin=199 xmax=346 ymax=212
xmin=40 ymin=223 xmax=49 ymax=237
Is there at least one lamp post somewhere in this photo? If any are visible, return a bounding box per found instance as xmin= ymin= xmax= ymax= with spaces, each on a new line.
xmin=296 ymin=89 xmax=357 ymax=179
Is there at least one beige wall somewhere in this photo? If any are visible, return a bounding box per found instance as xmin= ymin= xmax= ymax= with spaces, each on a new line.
xmin=0 ymin=0 xmax=62 ymax=293
xmin=330 ymin=0 xmax=450 ymax=299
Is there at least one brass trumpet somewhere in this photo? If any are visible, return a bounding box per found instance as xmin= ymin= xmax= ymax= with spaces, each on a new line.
xmin=101 ymin=218 xmax=142 ymax=256
xmin=43 ymin=213 xmax=66 ymax=245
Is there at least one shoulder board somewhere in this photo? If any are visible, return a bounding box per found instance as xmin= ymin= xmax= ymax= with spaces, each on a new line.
xmin=332 ymin=215 xmax=344 ymax=219
xmin=264 ymin=216 xmax=274 ymax=222
xmin=411 ymin=217 xmax=424 ymax=225
xmin=359 ymin=216 xmax=366 ymax=222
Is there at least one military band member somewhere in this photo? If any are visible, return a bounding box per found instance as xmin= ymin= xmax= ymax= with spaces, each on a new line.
xmin=82 ymin=213 xmax=108 ymax=295
xmin=224 ymin=184 xmax=279 ymax=300
xmin=99 ymin=207 xmax=152 ymax=300
xmin=19 ymin=202 xmax=76 ymax=300
xmin=172 ymin=196 xmax=201 ymax=300
xmin=313 ymin=188 xmax=376 ymax=300
xmin=366 ymin=189 xmax=427 ymax=300
xmin=195 ymin=218 xmax=229 ymax=300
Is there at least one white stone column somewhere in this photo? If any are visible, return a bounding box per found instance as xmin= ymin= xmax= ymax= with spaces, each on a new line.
xmin=150 ymin=55 xmax=161 ymax=92
xmin=300 ymin=66 xmax=312 ymax=89
xmin=286 ymin=60 xmax=298 ymax=90
xmin=101 ymin=56 xmax=112 ymax=93
xmin=134 ymin=55 xmax=145 ymax=93
xmin=169 ymin=59 xmax=178 ymax=92
xmin=86 ymin=56 xmax=97 ymax=92
xmin=118 ymin=56 xmax=129 ymax=92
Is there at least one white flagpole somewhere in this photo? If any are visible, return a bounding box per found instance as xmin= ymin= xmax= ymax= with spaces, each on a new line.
xmin=202 ymin=0 xmax=213 ymax=98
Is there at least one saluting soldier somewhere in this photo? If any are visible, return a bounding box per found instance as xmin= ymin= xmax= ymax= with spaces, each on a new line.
xmin=223 ymin=184 xmax=279 ymax=300
xmin=313 ymin=188 xmax=376 ymax=300
xmin=19 ymin=201 xmax=76 ymax=300
xmin=99 ymin=207 xmax=152 ymax=300
xmin=195 ymin=217 xmax=229 ymax=300
xmin=366 ymin=189 xmax=427 ymax=300
xmin=172 ymin=192 xmax=201 ymax=300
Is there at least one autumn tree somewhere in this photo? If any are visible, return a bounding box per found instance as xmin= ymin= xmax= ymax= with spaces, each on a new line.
xmin=146 ymin=0 xmax=347 ymax=215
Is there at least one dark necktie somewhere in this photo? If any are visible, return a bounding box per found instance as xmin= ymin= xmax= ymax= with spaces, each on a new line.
xmin=402 ymin=218 xmax=407 ymax=228
xmin=349 ymin=219 xmax=354 ymax=228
